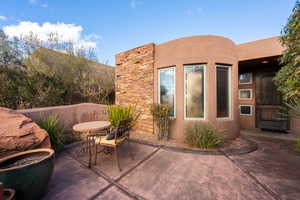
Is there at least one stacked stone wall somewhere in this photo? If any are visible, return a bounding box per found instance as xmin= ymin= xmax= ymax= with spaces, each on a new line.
xmin=115 ymin=43 xmax=155 ymax=135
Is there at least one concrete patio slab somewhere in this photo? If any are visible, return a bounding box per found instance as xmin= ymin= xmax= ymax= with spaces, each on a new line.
xmin=94 ymin=186 xmax=133 ymax=200
xmin=43 ymin=136 xmax=300 ymax=200
xmin=67 ymin=141 xmax=158 ymax=180
xmin=43 ymin=152 xmax=109 ymax=200
xmin=119 ymin=149 xmax=274 ymax=200
xmin=230 ymin=136 xmax=300 ymax=200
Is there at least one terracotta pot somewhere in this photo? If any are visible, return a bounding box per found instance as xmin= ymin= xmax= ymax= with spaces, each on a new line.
xmin=0 ymin=149 xmax=54 ymax=200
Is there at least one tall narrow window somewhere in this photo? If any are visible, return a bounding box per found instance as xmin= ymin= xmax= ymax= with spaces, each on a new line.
xmin=158 ymin=67 xmax=176 ymax=117
xmin=217 ymin=65 xmax=230 ymax=118
xmin=184 ymin=65 xmax=205 ymax=119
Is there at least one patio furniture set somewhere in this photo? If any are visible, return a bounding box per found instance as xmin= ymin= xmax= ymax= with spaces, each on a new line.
xmin=72 ymin=118 xmax=134 ymax=171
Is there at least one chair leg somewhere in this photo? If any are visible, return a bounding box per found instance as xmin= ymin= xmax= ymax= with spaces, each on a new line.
xmin=88 ymin=136 xmax=92 ymax=168
xmin=94 ymin=143 xmax=98 ymax=165
xmin=128 ymin=140 xmax=134 ymax=160
xmin=115 ymin=147 xmax=121 ymax=171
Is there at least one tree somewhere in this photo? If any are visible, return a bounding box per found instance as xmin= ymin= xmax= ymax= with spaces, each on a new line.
xmin=0 ymin=30 xmax=22 ymax=67
xmin=0 ymin=30 xmax=25 ymax=109
xmin=274 ymin=1 xmax=300 ymax=100
xmin=0 ymin=29 xmax=114 ymax=109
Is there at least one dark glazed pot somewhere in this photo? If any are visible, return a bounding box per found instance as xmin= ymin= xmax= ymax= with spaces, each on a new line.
xmin=0 ymin=149 xmax=55 ymax=200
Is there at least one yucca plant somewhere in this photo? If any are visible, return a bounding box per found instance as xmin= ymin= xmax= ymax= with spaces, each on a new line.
xmin=107 ymin=105 xmax=140 ymax=128
xmin=185 ymin=123 xmax=222 ymax=149
xmin=151 ymin=104 xmax=170 ymax=140
xmin=37 ymin=114 xmax=65 ymax=151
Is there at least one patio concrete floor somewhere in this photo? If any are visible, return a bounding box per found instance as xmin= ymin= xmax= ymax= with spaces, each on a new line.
xmin=43 ymin=135 xmax=300 ymax=200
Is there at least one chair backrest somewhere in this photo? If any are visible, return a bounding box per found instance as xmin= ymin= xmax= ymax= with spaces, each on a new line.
xmin=114 ymin=118 xmax=133 ymax=141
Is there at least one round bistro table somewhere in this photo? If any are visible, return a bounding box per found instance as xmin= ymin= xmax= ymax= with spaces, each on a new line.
xmin=73 ymin=121 xmax=111 ymax=167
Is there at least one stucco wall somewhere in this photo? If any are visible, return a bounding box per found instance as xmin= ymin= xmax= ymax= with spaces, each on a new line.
xmin=238 ymin=36 xmax=284 ymax=61
xmin=18 ymin=103 xmax=108 ymax=132
xmin=115 ymin=43 xmax=155 ymax=135
xmin=154 ymin=35 xmax=240 ymax=140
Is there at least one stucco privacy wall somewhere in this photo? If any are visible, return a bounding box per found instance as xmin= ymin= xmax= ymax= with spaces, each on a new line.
xmin=115 ymin=43 xmax=155 ymax=135
xmin=18 ymin=103 xmax=108 ymax=131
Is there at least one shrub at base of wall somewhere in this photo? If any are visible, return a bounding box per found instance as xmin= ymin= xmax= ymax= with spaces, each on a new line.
xmin=185 ymin=123 xmax=222 ymax=149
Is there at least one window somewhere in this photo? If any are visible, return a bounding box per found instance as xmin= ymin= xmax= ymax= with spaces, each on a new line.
xmin=184 ymin=64 xmax=205 ymax=119
xmin=239 ymin=89 xmax=252 ymax=100
xmin=216 ymin=65 xmax=231 ymax=118
xmin=240 ymin=105 xmax=252 ymax=115
xmin=158 ymin=67 xmax=176 ymax=117
xmin=239 ymin=73 xmax=252 ymax=84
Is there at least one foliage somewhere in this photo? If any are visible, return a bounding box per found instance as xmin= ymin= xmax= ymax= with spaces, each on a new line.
xmin=151 ymin=104 xmax=170 ymax=140
xmin=37 ymin=115 xmax=65 ymax=151
xmin=107 ymin=105 xmax=140 ymax=128
xmin=0 ymin=30 xmax=22 ymax=66
xmin=0 ymin=30 xmax=114 ymax=109
xmin=274 ymin=1 xmax=300 ymax=100
xmin=295 ymin=137 xmax=300 ymax=152
xmin=185 ymin=123 xmax=222 ymax=149
xmin=282 ymin=97 xmax=300 ymax=119
xmin=0 ymin=66 xmax=25 ymax=109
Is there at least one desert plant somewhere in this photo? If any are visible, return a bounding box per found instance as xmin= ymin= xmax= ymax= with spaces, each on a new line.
xmin=107 ymin=105 xmax=140 ymax=128
xmin=295 ymin=137 xmax=300 ymax=152
xmin=151 ymin=104 xmax=170 ymax=140
xmin=0 ymin=29 xmax=115 ymax=109
xmin=37 ymin=114 xmax=65 ymax=151
xmin=185 ymin=123 xmax=222 ymax=149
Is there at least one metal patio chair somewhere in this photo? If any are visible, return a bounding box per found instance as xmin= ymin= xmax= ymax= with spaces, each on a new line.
xmin=94 ymin=118 xmax=134 ymax=171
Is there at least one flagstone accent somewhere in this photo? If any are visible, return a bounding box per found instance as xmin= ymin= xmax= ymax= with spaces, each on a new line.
xmin=115 ymin=43 xmax=155 ymax=135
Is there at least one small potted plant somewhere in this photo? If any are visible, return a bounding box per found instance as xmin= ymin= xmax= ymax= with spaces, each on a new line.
xmin=151 ymin=104 xmax=171 ymax=140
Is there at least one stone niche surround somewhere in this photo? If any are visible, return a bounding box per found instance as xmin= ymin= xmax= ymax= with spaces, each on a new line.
xmin=115 ymin=43 xmax=155 ymax=135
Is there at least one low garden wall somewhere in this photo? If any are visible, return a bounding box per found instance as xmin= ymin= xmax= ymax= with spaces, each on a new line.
xmin=18 ymin=103 xmax=109 ymax=132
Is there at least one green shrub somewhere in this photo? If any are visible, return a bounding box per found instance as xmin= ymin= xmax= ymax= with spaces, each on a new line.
xmin=295 ymin=137 xmax=300 ymax=152
xmin=185 ymin=123 xmax=222 ymax=149
xmin=0 ymin=30 xmax=115 ymax=109
xmin=151 ymin=104 xmax=170 ymax=140
xmin=107 ymin=105 xmax=140 ymax=128
xmin=37 ymin=115 xmax=65 ymax=151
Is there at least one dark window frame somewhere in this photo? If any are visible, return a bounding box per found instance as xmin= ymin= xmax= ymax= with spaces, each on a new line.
xmin=216 ymin=65 xmax=231 ymax=119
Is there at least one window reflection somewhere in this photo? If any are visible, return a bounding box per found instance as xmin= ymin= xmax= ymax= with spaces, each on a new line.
xmin=184 ymin=65 xmax=204 ymax=118
xmin=239 ymin=73 xmax=252 ymax=84
xmin=159 ymin=67 xmax=176 ymax=116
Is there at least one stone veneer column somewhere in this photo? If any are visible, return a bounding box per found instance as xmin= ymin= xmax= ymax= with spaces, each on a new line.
xmin=115 ymin=43 xmax=155 ymax=135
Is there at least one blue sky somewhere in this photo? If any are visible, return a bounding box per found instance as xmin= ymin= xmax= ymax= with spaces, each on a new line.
xmin=0 ymin=0 xmax=296 ymax=65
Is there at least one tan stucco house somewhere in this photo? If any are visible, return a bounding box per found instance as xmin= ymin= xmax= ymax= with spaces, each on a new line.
xmin=115 ymin=35 xmax=300 ymax=140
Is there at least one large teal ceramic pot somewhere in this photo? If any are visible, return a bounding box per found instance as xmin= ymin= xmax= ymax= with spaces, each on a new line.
xmin=0 ymin=148 xmax=55 ymax=200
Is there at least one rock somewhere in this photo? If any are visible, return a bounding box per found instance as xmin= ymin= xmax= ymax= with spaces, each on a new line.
xmin=0 ymin=107 xmax=51 ymax=158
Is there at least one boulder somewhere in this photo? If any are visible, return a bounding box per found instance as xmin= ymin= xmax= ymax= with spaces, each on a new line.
xmin=0 ymin=107 xmax=51 ymax=158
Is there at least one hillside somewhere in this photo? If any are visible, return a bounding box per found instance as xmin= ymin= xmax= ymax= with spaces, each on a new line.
xmin=23 ymin=48 xmax=115 ymax=86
